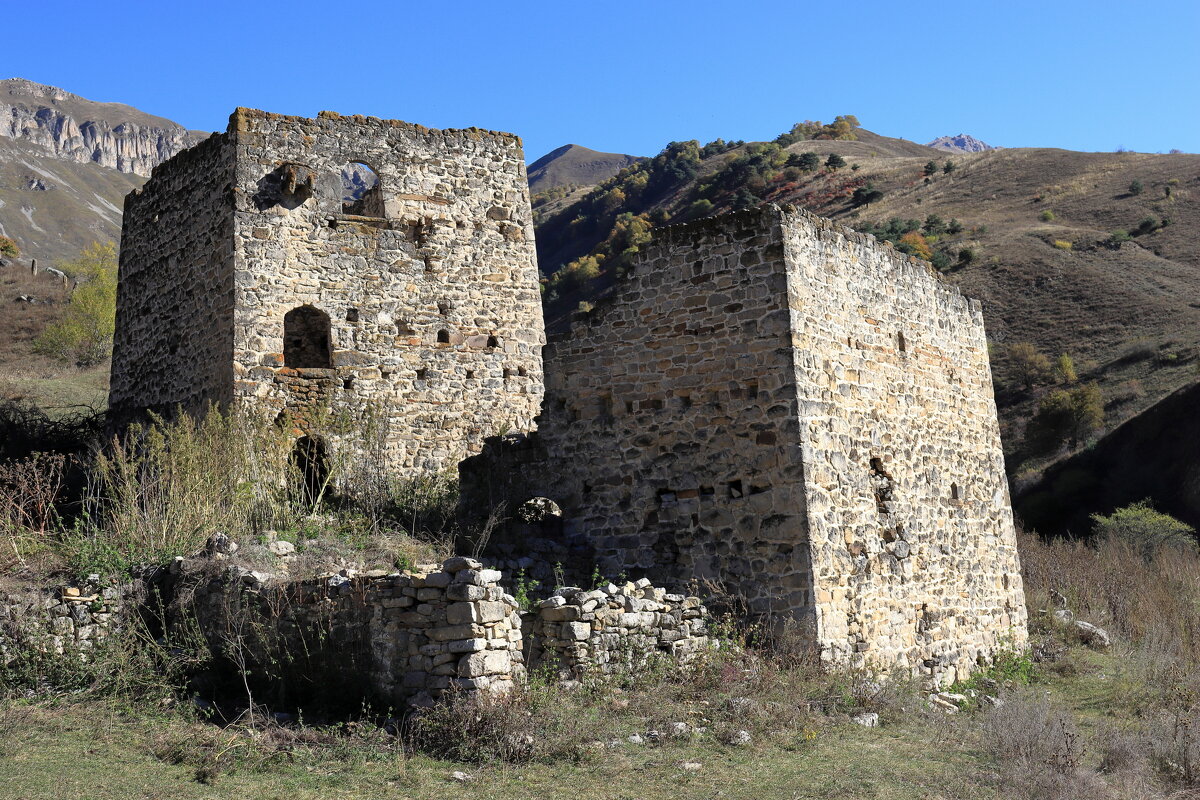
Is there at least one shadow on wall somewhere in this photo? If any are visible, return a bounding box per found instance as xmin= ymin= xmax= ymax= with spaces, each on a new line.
xmin=1016 ymin=381 xmax=1200 ymax=537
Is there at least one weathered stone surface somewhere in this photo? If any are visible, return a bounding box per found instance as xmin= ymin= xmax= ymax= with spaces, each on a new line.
xmin=111 ymin=107 xmax=545 ymax=479
xmin=462 ymin=204 xmax=1028 ymax=687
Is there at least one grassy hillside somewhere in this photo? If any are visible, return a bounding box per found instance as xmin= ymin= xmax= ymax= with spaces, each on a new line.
xmin=533 ymin=120 xmax=1200 ymax=479
xmin=0 ymin=137 xmax=141 ymax=268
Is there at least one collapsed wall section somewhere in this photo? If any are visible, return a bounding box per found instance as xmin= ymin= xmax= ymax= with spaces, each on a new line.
xmin=461 ymin=208 xmax=815 ymax=615
xmin=779 ymin=208 xmax=1027 ymax=683
xmin=110 ymin=133 xmax=237 ymax=420
xmin=229 ymin=109 xmax=545 ymax=475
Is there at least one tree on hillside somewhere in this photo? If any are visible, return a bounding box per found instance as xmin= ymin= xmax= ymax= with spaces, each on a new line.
xmin=34 ymin=242 xmax=118 ymax=368
xmin=789 ymin=152 xmax=821 ymax=171
xmin=1054 ymin=353 xmax=1078 ymax=384
xmin=825 ymin=153 xmax=846 ymax=170
xmin=1092 ymin=500 xmax=1196 ymax=556
xmin=942 ymin=160 xmax=956 ymax=175
xmin=923 ymin=161 xmax=938 ymax=177
xmin=1008 ymin=342 xmax=1053 ymax=390
xmin=852 ymin=183 xmax=884 ymax=208
xmin=1025 ymin=382 xmax=1104 ymax=451
xmin=898 ymin=231 xmax=932 ymax=260
xmin=0 ymin=236 xmax=18 ymax=259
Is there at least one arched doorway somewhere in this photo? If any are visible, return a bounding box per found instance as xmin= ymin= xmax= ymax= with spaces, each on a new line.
xmin=284 ymin=306 xmax=332 ymax=368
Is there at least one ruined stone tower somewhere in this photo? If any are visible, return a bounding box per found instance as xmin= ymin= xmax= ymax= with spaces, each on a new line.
xmin=111 ymin=108 xmax=544 ymax=474
xmin=462 ymin=205 xmax=1028 ymax=684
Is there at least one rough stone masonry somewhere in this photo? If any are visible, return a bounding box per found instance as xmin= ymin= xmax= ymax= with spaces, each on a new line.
xmin=112 ymin=106 xmax=1027 ymax=687
xmin=111 ymin=108 xmax=544 ymax=475
xmin=462 ymin=205 xmax=1028 ymax=685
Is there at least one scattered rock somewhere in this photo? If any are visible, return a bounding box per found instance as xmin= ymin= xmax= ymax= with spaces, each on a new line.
xmin=729 ymin=730 xmax=752 ymax=746
xmin=449 ymin=771 xmax=471 ymax=783
xmin=627 ymin=733 xmax=644 ymax=745
xmin=680 ymin=761 xmax=703 ymax=772
xmin=1074 ymin=619 xmax=1111 ymax=649
xmin=852 ymin=712 xmax=880 ymax=728
xmin=668 ymin=721 xmax=690 ymax=737
xmin=267 ymin=540 xmax=295 ymax=557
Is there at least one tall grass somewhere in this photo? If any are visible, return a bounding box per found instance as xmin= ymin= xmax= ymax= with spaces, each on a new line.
xmin=66 ymin=410 xmax=296 ymax=575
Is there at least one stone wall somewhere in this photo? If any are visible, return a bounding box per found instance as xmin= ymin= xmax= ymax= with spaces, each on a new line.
xmin=112 ymin=108 xmax=545 ymax=476
xmin=525 ymin=579 xmax=710 ymax=678
xmin=0 ymin=579 xmax=125 ymax=660
xmin=185 ymin=557 xmax=524 ymax=708
xmin=779 ymin=207 xmax=1027 ymax=683
xmin=461 ymin=204 xmax=1027 ymax=686
xmin=110 ymin=132 xmax=237 ymax=420
xmin=461 ymin=208 xmax=814 ymax=616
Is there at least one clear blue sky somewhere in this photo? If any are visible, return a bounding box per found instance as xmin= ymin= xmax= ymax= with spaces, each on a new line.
xmin=5 ymin=0 xmax=1198 ymax=161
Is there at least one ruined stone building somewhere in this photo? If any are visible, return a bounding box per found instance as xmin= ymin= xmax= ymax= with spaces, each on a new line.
xmin=112 ymin=108 xmax=1026 ymax=683
xmin=110 ymin=108 xmax=544 ymax=474
xmin=462 ymin=205 xmax=1027 ymax=682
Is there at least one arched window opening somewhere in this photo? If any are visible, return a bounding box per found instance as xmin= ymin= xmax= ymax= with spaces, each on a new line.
xmin=292 ymin=436 xmax=329 ymax=505
xmin=341 ymin=161 xmax=383 ymax=217
xmin=897 ymin=331 xmax=907 ymax=353
xmin=283 ymin=305 xmax=332 ymax=368
xmin=486 ymin=335 xmax=500 ymax=349
xmin=514 ymin=497 xmax=565 ymax=537
xmin=951 ymin=482 xmax=961 ymax=501
xmin=436 ymin=329 xmax=451 ymax=344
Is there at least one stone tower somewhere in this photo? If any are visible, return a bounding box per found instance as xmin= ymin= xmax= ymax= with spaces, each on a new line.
xmin=111 ymin=108 xmax=545 ymax=475
xmin=461 ymin=205 xmax=1028 ymax=685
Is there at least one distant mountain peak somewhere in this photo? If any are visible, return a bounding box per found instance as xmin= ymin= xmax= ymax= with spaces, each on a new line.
xmin=926 ymin=134 xmax=996 ymax=153
xmin=528 ymin=144 xmax=644 ymax=194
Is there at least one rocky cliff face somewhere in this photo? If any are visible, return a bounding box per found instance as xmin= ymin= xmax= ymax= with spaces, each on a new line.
xmin=1 ymin=78 xmax=204 ymax=177
xmin=925 ymin=133 xmax=997 ymax=153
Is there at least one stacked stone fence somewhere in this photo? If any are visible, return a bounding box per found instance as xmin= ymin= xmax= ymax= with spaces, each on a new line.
xmin=524 ymin=579 xmax=711 ymax=678
xmin=0 ymin=578 xmax=126 ymax=662
xmin=1 ymin=555 xmax=710 ymax=710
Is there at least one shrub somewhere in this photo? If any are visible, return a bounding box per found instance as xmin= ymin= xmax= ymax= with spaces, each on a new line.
xmin=979 ymin=693 xmax=1090 ymax=800
xmin=957 ymin=246 xmax=976 ymax=265
xmin=1008 ymin=342 xmax=1054 ymax=390
xmin=824 ymin=153 xmax=846 ymax=170
xmin=1040 ymin=210 xmax=1056 ymax=222
xmin=1052 ymin=240 xmax=1073 ymax=251
xmin=789 ymin=151 xmax=820 ymax=171
xmin=1106 ymin=230 xmax=1131 ymax=247
xmin=1091 ymin=501 xmax=1196 ymax=557
xmin=1025 ymin=383 xmax=1104 ymax=451
xmin=33 ymin=242 xmax=118 ymax=367
xmin=1054 ymin=353 xmax=1078 ymax=384
xmin=1129 ymin=179 xmax=1144 ymax=196
xmin=0 ymin=236 xmax=18 ymax=259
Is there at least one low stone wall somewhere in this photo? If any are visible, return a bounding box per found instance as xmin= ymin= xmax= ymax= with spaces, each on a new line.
xmin=0 ymin=579 xmax=125 ymax=660
xmin=185 ymin=556 xmax=524 ymax=708
xmin=526 ymin=579 xmax=710 ymax=677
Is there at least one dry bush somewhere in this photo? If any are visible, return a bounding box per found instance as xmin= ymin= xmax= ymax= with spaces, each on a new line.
xmin=0 ymin=452 xmax=65 ymax=568
xmin=1020 ymin=529 xmax=1200 ymax=665
xmin=978 ymin=692 xmax=1114 ymax=800
xmin=67 ymin=408 xmax=297 ymax=576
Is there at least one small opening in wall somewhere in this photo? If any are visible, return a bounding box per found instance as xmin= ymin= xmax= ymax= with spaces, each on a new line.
xmin=701 ymin=486 xmax=715 ymax=498
xmin=746 ymin=381 xmax=759 ymax=399
xmin=518 ymin=366 xmax=528 ymax=378
xmin=727 ymin=480 xmax=744 ymax=499
xmin=897 ymin=331 xmax=907 ymax=353
xmin=648 ymin=398 xmax=664 ymax=410
xmin=438 ymin=301 xmax=450 ymax=316
xmin=555 ymin=397 xmax=567 ymax=413
xmin=292 ymin=436 xmax=329 ymax=505
xmin=283 ymin=305 xmax=332 ymax=369
xmin=486 ymin=335 xmax=500 ymax=349
xmin=342 ymin=378 xmax=354 ymax=391
xmin=416 ymin=368 xmax=428 ymax=380
xmin=346 ymin=308 xmax=359 ymax=323
xmin=436 ymin=329 xmax=451 ymax=344
xmin=950 ymin=482 xmax=960 ymax=501
xmin=749 ymin=485 xmax=768 ymax=495
xmin=381 ymin=370 xmax=393 ymax=379
xmin=680 ymin=395 xmax=692 ymax=408
xmin=625 ymin=400 xmax=634 ymax=413
xmin=341 ymin=161 xmax=383 ymax=217
xmin=396 ymin=321 xmax=414 ymax=336
xmin=503 ymin=368 xmax=513 ymax=380
xmin=465 ymin=370 xmax=475 ymax=379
